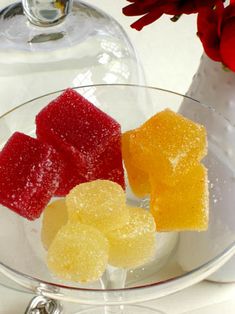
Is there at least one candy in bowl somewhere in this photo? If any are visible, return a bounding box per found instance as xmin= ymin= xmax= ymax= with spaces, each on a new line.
xmin=0 ymin=84 xmax=234 ymax=313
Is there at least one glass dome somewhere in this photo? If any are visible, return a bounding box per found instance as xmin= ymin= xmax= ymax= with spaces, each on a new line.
xmin=0 ymin=1 xmax=144 ymax=113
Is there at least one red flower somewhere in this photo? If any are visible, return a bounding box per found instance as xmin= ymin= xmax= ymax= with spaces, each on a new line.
xmin=197 ymin=1 xmax=235 ymax=71
xmin=123 ymin=0 xmax=217 ymax=30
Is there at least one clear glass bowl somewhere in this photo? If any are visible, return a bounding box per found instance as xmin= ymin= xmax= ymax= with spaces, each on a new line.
xmin=0 ymin=84 xmax=234 ymax=312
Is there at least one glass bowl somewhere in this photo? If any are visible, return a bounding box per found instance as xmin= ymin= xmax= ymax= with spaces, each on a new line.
xmin=0 ymin=84 xmax=234 ymax=313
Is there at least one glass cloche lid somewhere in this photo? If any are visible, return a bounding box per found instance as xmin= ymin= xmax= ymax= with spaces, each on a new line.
xmin=0 ymin=0 xmax=144 ymax=111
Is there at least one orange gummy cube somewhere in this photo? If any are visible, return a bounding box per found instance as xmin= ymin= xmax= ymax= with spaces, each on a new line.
xmin=150 ymin=164 xmax=209 ymax=231
xmin=129 ymin=109 xmax=207 ymax=186
xmin=122 ymin=131 xmax=150 ymax=197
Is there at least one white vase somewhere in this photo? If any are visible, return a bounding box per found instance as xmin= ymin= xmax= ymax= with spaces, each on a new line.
xmin=178 ymin=54 xmax=235 ymax=283
xmin=180 ymin=54 xmax=235 ymax=158
xmin=187 ymin=54 xmax=235 ymax=123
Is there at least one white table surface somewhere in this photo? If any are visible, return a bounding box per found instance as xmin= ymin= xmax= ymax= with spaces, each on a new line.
xmin=0 ymin=0 xmax=235 ymax=313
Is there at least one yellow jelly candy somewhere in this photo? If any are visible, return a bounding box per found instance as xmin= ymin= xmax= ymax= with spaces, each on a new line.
xmin=106 ymin=207 xmax=156 ymax=268
xmin=66 ymin=180 xmax=129 ymax=233
xmin=129 ymin=109 xmax=207 ymax=186
xmin=150 ymin=164 xmax=209 ymax=231
xmin=122 ymin=131 xmax=150 ymax=197
xmin=41 ymin=199 xmax=68 ymax=250
xmin=47 ymin=222 xmax=109 ymax=283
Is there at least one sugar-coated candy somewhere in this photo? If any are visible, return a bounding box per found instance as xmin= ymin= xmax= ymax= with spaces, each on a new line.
xmin=54 ymin=156 xmax=87 ymax=197
xmin=122 ymin=131 xmax=150 ymax=197
xmin=41 ymin=199 xmax=68 ymax=250
xmin=106 ymin=207 xmax=156 ymax=268
xmin=91 ymin=137 xmax=125 ymax=189
xmin=47 ymin=222 xmax=109 ymax=283
xmin=66 ymin=180 xmax=129 ymax=233
xmin=150 ymin=164 xmax=209 ymax=231
xmin=36 ymin=88 xmax=124 ymax=195
xmin=129 ymin=109 xmax=207 ymax=186
xmin=0 ymin=132 xmax=61 ymax=220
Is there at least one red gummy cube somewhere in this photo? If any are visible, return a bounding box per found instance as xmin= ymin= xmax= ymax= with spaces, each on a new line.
xmin=91 ymin=138 xmax=125 ymax=189
xmin=36 ymin=88 xmax=124 ymax=195
xmin=55 ymin=154 xmax=87 ymax=196
xmin=0 ymin=132 xmax=62 ymax=220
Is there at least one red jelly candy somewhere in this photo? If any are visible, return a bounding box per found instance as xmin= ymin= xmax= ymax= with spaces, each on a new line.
xmin=53 ymin=152 xmax=87 ymax=197
xmin=0 ymin=132 xmax=62 ymax=220
xmin=36 ymin=88 xmax=124 ymax=195
xmin=92 ymin=138 xmax=125 ymax=189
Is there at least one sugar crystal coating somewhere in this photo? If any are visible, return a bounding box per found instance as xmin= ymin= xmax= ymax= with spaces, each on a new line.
xmin=0 ymin=132 xmax=62 ymax=220
xmin=66 ymin=180 xmax=129 ymax=233
xmin=129 ymin=109 xmax=207 ymax=186
xmin=36 ymin=88 xmax=124 ymax=195
xmin=47 ymin=222 xmax=109 ymax=283
xmin=41 ymin=199 xmax=68 ymax=250
xmin=53 ymin=155 xmax=87 ymax=197
xmin=91 ymin=137 xmax=125 ymax=189
xmin=122 ymin=131 xmax=150 ymax=197
xmin=106 ymin=207 xmax=156 ymax=268
xmin=150 ymin=164 xmax=209 ymax=231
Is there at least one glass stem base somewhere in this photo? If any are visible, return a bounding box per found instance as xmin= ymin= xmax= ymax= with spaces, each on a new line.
xmin=100 ymin=266 xmax=127 ymax=314
xmin=25 ymin=295 xmax=63 ymax=314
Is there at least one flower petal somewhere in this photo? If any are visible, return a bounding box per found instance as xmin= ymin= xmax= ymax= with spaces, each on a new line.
xmin=220 ymin=17 xmax=235 ymax=72
xmin=123 ymin=0 xmax=218 ymax=29
xmin=197 ymin=7 xmax=222 ymax=62
xmin=130 ymin=9 xmax=164 ymax=30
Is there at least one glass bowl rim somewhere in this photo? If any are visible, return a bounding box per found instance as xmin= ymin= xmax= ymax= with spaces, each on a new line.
xmin=0 ymin=83 xmax=234 ymax=296
xmin=0 ymin=84 xmax=234 ymax=128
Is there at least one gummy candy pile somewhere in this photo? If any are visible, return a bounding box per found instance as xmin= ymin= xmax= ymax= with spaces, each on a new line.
xmin=0 ymin=89 xmax=124 ymax=220
xmin=0 ymin=88 xmax=209 ymax=283
xmin=122 ymin=109 xmax=208 ymax=231
xmin=43 ymin=180 xmax=156 ymax=282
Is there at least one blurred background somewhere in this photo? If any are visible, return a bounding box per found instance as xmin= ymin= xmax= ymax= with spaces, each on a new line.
xmin=90 ymin=0 xmax=203 ymax=93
